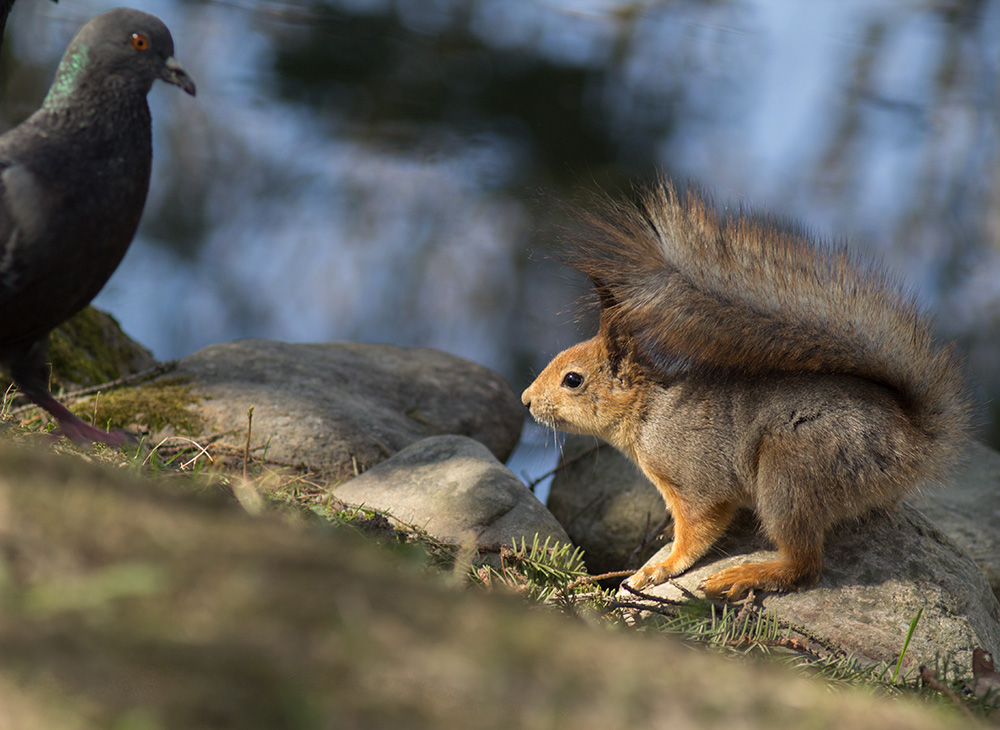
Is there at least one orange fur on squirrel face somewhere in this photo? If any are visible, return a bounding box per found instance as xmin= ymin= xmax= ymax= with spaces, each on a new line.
xmin=522 ymin=181 xmax=969 ymax=600
xmin=522 ymin=337 xmax=646 ymax=448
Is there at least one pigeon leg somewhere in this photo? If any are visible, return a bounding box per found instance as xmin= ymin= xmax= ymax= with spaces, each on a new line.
xmin=19 ymin=385 xmax=131 ymax=447
xmin=12 ymin=372 xmax=132 ymax=446
xmin=5 ymin=340 xmax=131 ymax=446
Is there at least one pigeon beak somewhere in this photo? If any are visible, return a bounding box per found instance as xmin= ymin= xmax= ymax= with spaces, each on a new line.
xmin=161 ymin=57 xmax=196 ymax=96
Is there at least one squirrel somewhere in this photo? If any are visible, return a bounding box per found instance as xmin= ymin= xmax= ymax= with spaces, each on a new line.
xmin=522 ymin=180 xmax=971 ymax=600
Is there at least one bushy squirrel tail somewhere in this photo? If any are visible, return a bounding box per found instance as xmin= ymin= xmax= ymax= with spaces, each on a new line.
xmin=569 ymin=180 xmax=971 ymax=470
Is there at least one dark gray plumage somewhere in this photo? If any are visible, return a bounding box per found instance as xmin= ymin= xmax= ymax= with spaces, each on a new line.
xmin=0 ymin=8 xmax=195 ymax=445
xmin=0 ymin=0 xmax=17 ymax=47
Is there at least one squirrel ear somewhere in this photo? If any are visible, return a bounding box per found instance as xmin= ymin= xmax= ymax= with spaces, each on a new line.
xmin=591 ymin=276 xmax=631 ymax=378
xmin=606 ymin=342 xmax=644 ymax=389
xmin=592 ymin=276 xmax=643 ymax=383
xmin=599 ymin=319 xmax=631 ymax=380
xmin=617 ymin=354 xmax=644 ymax=388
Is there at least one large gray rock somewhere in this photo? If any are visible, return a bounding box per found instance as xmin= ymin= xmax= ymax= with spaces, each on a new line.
xmin=620 ymin=504 xmax=1000 ymax=671
xmin=547 ymin=436 xmax=664 ymax=574
xmin=120 ymin=340 xmax=523 ymax=482
xmin=334 ymin=435 xmax=569 ymax=549
xmin=909 ymin=440 xmax=1000 ymax=601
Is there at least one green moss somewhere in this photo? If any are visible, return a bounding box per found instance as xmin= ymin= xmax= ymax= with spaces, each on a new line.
xmin=46 ymin=307 xmax=156 ymax=390
xmin=69 ymin=379 xmax=206 ymax=436
xmin=0 ymin=307 xmax=157 ymax=395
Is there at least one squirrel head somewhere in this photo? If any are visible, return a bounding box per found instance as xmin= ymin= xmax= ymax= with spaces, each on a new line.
xmin=522 ymin=335 xmax=646 ymax=447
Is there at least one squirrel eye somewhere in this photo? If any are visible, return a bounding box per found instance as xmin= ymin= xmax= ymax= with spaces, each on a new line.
xmin=561 ymin=372 xmax=584 ymax=389
xmin=131 ymin=33 xmax=150 ymax=51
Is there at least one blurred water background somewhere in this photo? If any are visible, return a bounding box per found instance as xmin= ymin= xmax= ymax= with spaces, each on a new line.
xmin=3 ymin=0 xmax=1000 ymax=488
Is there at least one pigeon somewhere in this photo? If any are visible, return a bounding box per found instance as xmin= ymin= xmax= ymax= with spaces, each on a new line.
xmin=0 ymin=8 xmax=196 ymax=445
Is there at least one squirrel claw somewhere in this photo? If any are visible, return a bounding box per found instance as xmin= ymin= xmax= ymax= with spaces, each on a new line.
xmin=700 ymin=572 xmax=754 ymax=602
xmin=625 ymin=563 xmax=678 ymax=591
xmin=702 ymin=559 xmax=819 ymax=600
xmin=624 ymin=572 xmax=651 ymax=591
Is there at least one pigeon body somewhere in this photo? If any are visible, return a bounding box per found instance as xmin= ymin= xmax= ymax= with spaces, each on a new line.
xmin=0 ymin=8 xmax=195 ymax=445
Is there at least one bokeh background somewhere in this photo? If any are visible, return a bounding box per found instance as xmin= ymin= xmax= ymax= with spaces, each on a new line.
xmin=3 ymin=0 xmax=1000 ymax=478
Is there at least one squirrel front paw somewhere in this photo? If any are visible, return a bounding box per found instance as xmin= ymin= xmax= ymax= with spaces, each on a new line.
xmin=625 ymin=532 xmax=715 ymax=590
xmin=626 ymin=564 xmax=673 ymax=590
xmin=625 ymin=554 xmax=694 ymax=590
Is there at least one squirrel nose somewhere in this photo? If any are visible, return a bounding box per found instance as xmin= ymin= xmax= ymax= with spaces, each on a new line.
xmin=521 ymin=389 xmax=531 ymax=408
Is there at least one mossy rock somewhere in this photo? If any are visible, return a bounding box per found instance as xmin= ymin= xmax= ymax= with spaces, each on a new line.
xmin=0 ymin=306 xmax=157 ymax=394
xmin=67 ymin=377 xmax=207 ymax=437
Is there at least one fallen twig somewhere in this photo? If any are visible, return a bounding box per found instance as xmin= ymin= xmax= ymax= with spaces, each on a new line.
xmin=8 ymin=360 xmax=180 ymax=416
xmin=565 ymin=569 xmax=635 ymax=590
xmin=525 ymin=441 xmax=602 ymax=490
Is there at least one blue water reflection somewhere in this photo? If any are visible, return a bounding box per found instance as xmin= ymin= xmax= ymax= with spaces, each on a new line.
xmin=4 ymin=0 xmax=1000 ymax=460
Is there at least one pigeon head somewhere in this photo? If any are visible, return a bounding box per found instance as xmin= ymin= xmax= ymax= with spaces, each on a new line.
xmin=44 ymin=8 xmax=196 ymax=107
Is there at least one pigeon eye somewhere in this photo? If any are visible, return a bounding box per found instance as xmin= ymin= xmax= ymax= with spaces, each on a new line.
xmin=130 ymin=33 xmax=150 ymax=51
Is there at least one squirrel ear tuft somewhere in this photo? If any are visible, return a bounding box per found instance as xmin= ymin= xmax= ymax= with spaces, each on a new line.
xmin=598 ymin=310 xmax=631 ymax=379
xmin=592 ymin=276 xmax=617 ymax=313
xmin=594 ymin=276 xmax=625 ymax=376
xmin=594 ymin=276 xmax=646 ymax=384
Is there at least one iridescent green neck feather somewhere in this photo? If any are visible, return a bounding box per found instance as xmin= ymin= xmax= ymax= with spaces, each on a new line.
xmin=43 ymin=45 xmax=89 ymax=108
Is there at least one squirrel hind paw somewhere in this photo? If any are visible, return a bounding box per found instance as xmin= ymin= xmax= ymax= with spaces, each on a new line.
xmin=701 ymin=558 xmax=821 ymax=601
